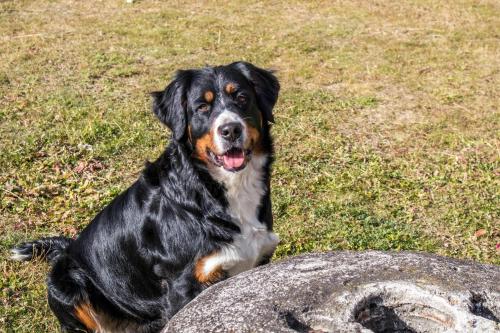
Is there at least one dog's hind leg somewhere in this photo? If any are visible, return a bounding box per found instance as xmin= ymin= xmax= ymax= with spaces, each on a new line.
xmin=46 ymin=256 xmax=97 ymax=332
xmin=48 ymin=292 xmax=93 ymax=333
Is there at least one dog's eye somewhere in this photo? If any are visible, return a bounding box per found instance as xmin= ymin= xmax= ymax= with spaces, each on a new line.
xmin=197 ymin=104 xmax=209 ymax=112
xmin=237 ymin=95 xmax=248 ymax=104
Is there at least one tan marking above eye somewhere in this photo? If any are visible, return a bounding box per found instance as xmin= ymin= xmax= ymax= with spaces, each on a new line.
xmin=225 ymin=83 xmax=236 ymax=94
xmin=204 ymin=91 xmax=214 ymax=103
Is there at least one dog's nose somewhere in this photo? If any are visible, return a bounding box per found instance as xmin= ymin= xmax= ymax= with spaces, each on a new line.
xmin=218 ymin=122 xmax=243 ymax=142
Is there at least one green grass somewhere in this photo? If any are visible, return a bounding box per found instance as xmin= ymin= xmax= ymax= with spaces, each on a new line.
xmin=1 ymin=0 xmax=499 ymax=331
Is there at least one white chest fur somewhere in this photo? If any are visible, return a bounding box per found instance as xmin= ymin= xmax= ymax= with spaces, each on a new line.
xmin=203 ymin=155 xmax=280 ymax=277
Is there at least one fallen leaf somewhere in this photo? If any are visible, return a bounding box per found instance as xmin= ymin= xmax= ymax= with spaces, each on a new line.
xmin=87 ymin=160 xmax=105 ymax=172
xmin=61 ymin=225 xmax=78 ymax=237
xmin=52 ymin=163 xmax=61 ymax=174
xmin=73 ymin=159 xmax=106 ymax=174
xmin=73 ymin=161 xmax=86 ymax=174
xmin=34 ymin=151 xmax=47 ymax=158
xmin=474 ymin=229 xmax=486 ymax=238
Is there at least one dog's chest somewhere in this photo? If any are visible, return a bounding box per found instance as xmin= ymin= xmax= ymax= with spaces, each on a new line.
xmin=208 ymin=156 xmax=279 ymax=276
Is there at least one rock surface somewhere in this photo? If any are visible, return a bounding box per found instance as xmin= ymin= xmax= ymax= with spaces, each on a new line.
xmin=164 ymin=251 xmax=500 ymax=333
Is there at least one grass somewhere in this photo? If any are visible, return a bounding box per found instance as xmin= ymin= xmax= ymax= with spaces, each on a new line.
xmin=1 ymin=0 xmax=499 ymax=331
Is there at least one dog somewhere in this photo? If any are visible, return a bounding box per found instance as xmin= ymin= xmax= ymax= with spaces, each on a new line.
xmin=12 ymin=61 xmax=280 ymax=333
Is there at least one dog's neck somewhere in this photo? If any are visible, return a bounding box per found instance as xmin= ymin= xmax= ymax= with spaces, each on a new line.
xmin=161 ymin=140 xmax=270 ymax=228
xmin=207 ymin=154 xmax=269 ymax=228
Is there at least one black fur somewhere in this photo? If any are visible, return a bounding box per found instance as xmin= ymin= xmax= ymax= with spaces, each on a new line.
xmin=151 ymin=70 xmax=193 ymax=141
xmin=12 ymin=62 xmax=279 ymax=333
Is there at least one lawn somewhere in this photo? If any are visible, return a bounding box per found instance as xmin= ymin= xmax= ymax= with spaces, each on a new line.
xmin=1 ymin=0 xmax=499 ymax=331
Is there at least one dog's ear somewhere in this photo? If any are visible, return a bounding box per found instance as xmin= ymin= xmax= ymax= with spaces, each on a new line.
xmin=151 ymin=70 xmax=192 ymax=141
xmin=230 ymin=61 xmax=280 ymax=123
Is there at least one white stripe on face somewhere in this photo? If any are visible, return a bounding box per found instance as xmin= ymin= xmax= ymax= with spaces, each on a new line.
xmin=213 ymin=111 xmax=246 ymax=153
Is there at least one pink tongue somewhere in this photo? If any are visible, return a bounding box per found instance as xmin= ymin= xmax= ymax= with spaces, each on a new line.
xmin=222 ymin=151 xmax=245 ymax=169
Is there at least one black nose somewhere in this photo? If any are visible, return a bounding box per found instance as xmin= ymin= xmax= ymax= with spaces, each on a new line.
xmin=218 ymin=122 xmax=243 ymax=142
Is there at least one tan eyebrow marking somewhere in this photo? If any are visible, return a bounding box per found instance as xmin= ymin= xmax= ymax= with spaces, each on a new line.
xmin=225 ymin=83 xmax=236 ymax=94
xmin=204 ymin=91 xmax=214 ymax=103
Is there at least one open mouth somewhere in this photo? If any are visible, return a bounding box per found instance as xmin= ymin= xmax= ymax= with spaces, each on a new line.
xmin=208 ymin=147 xmax=251 ymax=172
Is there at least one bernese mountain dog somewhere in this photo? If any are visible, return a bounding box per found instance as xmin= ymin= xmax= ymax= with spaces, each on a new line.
xmin=11 ymin=61 xmax=280 ymax=333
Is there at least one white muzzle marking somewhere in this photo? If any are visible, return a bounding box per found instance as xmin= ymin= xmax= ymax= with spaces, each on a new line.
xmin=213 ymin=111 xmax=246 ymax=153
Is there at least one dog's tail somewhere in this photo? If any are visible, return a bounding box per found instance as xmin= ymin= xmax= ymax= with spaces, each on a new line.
xmin=11 ymin=236 xmax=73 ymax=263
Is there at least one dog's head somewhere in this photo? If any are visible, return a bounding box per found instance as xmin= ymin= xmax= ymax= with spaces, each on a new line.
xmin=152 ymin=62 xmax=279 ymax=172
